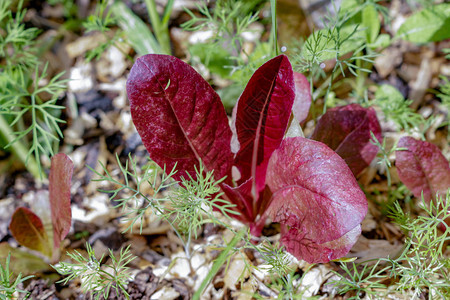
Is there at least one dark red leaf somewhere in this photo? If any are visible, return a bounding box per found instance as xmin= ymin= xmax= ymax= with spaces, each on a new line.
xmin=221 ymin=179 xmax=254 ymax=223
xmin=220 ymin=180 xmax=273 ymax=234
xmin=396 ymin=136 xmax=450 ymax=203
xmin=9 ymin=207 xmax=51 ymax=257
xmin=292 ymin=72 xmax=311 ymax=123
xmin=49 ymin=153 xmax=73 ymax=250
xmin=311 ymin=104 xmax=381 ymax=176
xmin=233 ymin=55 xmax=295 ymax=203
xmin=127 ymin=54 xmax=233 ymax=182
xmin=265 ymin=137 xmax=367 ymax=263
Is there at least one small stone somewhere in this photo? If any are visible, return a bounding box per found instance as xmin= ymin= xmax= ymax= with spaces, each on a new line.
xmin=374 ymin=47 xmax=402 ymax=78
xmin=68 ymin=60 xmax=94 ymax=93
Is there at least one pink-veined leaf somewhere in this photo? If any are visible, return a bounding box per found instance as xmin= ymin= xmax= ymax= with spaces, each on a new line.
xmin=396 ymin=136 xmax=450 ymax=203
xmin=127 ymin=54 xmax=233 ymax=182
xmin=292 ymin=72 xmax=311 ymax=123
xmin=49 ymin=153 xmax=73 ymax=250
xmin=311 ymin=104 xmax=381 ymax=176
xmin=233 ymin=54 xmax=295 ymax=202
xmin=265 ymin=137 xmax=367 ymax=263
xmin=9 ymin=207 xmax=52 ymax=257
xmin=280 ymin=222 xmax=361 ymax=263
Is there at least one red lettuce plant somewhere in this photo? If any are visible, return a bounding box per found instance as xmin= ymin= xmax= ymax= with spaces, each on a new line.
xmin=127 ymin=54 xmax=368 ymax=263
xmin=396 ymin=136 xmax=450 ymax=226
xmin=2 ymin=153 xmax=73 ymax=268
xmin=311 ymin=103 xmax=382 ymax=176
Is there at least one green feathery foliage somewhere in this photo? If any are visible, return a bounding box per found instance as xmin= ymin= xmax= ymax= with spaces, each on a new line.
xmin=0 ymin=253 xmax=33 ymax=300
xmin=53 ymin=243 xmax=136 ymax=300
xmin=0 ymin=0 xmax=67 ymax=178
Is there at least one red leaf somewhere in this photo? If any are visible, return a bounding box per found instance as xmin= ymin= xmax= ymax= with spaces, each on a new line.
xmin=311 ymin=104 xmax=381 ymax=176
xmin=49 ymin=153 xmax=73 ymax=250
xmin=127 ymin=54 xmax=233 ymax=182
xmin=396 ymin=136 xmax=450 ymax=203
xmin=280 ymin=223 xmax=361 ymax=264
xmin=9 ymin=207 xmax=51 ymax=257
xmin=220 ymin=180 xmax=273 ymax=234
xmin=221 ymin=180 xmax=254 ymax=222
xmin=265 ymin=137 xmax=367 ymax=263
xmin=233 ymin=55 xmax=295 ymax=202
xmin=292 ymin=72 xmax=311 ymax=123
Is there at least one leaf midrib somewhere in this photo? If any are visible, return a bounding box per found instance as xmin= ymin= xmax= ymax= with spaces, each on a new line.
xmin=142 ymin=59 xmax=205 ymax=173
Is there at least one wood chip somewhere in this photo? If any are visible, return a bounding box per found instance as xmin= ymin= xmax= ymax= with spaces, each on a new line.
xmin=65 ymin=33 xmax=107 ymax=59
xmin=350 ymin=236 xmax=403 ymax=262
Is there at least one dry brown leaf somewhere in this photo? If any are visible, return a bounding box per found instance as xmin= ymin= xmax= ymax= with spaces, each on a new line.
xmin=350 ymin=236 xmax=403 ymax=262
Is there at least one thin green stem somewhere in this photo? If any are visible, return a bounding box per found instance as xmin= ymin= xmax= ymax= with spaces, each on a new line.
xmin=0 ymin=114 xmax=42 ymax=179
xmin=30 ymin=94 xmax=45 ymax=178
xmin=323 ymin=68 xmax=337 ymax=114
xmin=312 ymin=73 xmax=332 ymax=101
xmin=353 ymin=51 xmax=373 ymax=99
xmin=185 ymin=229 xmax=192 ymax=259
xmin=308 ymin=73 xmax=318 ymax=123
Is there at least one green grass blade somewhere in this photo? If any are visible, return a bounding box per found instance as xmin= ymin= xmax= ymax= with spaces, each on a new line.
xmin=111 ymin=1 xmax=161 ymax=55
xmin=144 ymin=0 xmax=172 ymax=54
xmin=270 ymin=0 xmax=278 ymax=56
xmin=192 ymin=227 xmax=246 ymax=300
